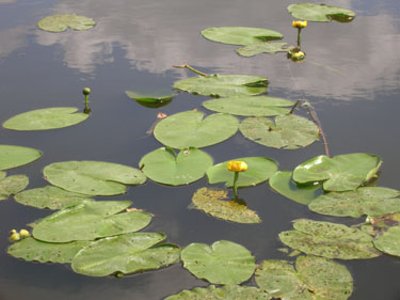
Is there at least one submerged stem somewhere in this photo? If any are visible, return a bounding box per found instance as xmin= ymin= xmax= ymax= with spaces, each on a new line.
xmin=232 ymin=172 xmax=239 ymax=200
xmin=173 ymin=64 xmax=208 ymax=77
xmin=297 ymin=28 xmax=302 ymax=48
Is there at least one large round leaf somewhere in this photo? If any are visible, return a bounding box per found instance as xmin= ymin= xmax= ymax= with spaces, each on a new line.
xmin=32 ymin=201 xmax=152 ymax=242
xmin=139 ymin=147 xmax=213 ymax=186
xmin=206 ymin=157 xmax=278 ymax=188
xmin=154 ymin=111 xmax=238 ymax=149
xmin=7 ymin=237 xmax=90 ymax=264
xmin=0 ymin=145 xmax=42 ymax=170
xmin=240 ymin=115 xmax=320 ymax=149
xmin=3 ymin=107 xmax=89 ymax=131
xmin=71 ymin=232 xmax=180 ymax=277
xmin=201 ymin=27 xmax=283 ymax=46
xmin=43 ymin=161 xmax=146 ymax=195
xmin=292 ymin=153 xmax=382 ymax=192
xmin=173 ymin=74 xmax=268 ymax=97
xmin=202 ymin=95 xmax=294 ymax=117
xmin=309 ymin=187 xmax=400 ymax=218
xmin=269 ymin=171 xmax=322 ymax=205
xmin=37 ymin=14 xmax=96 ymax=32
xmin=14 ymin=185 xmax=93 ymax=209
xmin=373 ymin=225 xmax=400 ymax=257
xmin=287 ymin=3 xmax=356 ymax=22
xmin=279 ymin=219 xmax=380 ymax=260
xmin=192 ymin=188 xmax=261 ymax=224
xmin=181 ymin=240 xmax=256 ymax=285
xmin=0 ymin=174 xmax=29 ymax=201
xmin=236 ymin=42 xmax=289 ymax=57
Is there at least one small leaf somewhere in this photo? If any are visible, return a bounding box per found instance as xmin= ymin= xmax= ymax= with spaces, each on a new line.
xmin=237 ymin=42 xmax=289 ymax=57
xmin=287 ymin=3 xmax=356 ymax=22
xmin=0 ymin=145 xmax=42 ymax=171
xmin=37 ymin=14 xmax=96 ymax=32
xmin=373 ymin=225 xmax=400 ymax=257
xmin=125 ymin=91 xmax=174 ymax=108
xmin=0 ymin=174 xmax=29 ymax=200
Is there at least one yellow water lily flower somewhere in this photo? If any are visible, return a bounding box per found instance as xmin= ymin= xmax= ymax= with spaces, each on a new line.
xmin=9 ymin=232 xmax=21 ymax=242
xmin=291 ymin=51 xmax=305 ymax=60
xmin=19 ymin=229 xmax=31 ymax=238
xmin=292 ymin=20 xmax=308 ymax=29
xmin=227 ymin=160 xmax=248 ymax=172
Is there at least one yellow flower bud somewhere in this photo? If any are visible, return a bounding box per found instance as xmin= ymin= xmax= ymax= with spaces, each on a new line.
xmin=227 ymin=160 xmax=248 ymax=172
xmin=9 ymin=232 xmax=21 ymax=242
xmin=292 ymin=20 xmax=308 ymax=29
xmin=292 ymin=51 xmax=305 ymax=60
xmin=9 ymin=229 xmax=17 ymax=235
xmin=19 ymin=229 xmax=31 ymax=238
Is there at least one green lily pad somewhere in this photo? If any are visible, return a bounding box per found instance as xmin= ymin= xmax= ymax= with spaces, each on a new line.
xmin=7 ymin=237 xmax=90 ymax=264
xmin=279 ymin=219 xmax=380 ymax=260
xmin=154 ymin=111 xmax=238 ymax=149
xmin=0 ymin=174 xmax=29 ymax=201
xmin=192 ymin=188 xmax=261 ymax=224
xmin=269 ymin=171 xmax=323 ymax=205
xmin=71 ymin=232 xmax=180 ymax=277
xmin=202 ymin=95 xmax=294 ymax=117
xmin=181 ymin=240 xmax=256 ymax=285
xmin=239 ymin=115 xmax=320 ymax=149
xmin=288 ymin=3 xmax=355 ymax=22
xmin=14 ymin=186 xmax=93 ymax=209
xmin=201 ymin=27 xmax=283 ymax=46
xmin=32 ymin=200 xmax=152 ymax=243
xmin=139 ymin=147 xmax=213 ymax=186
xmin=0 ymin=145 xmax=42 ymax=171
xmin=373 ymin=225 xmax=400 ymax=257
xmin=125 ymin=91 xmax=174 ymax=108
xmin=3 ymin=107 xmax=89 ymax=131
xmin=165 ymin=285 xmax=271 ymax=300
xmin=37 ymin=14 xmax=96 ymax=32
xmin=173 ymin=74 xmax=268 ymax=97
xmin=292 ymin=153 xmax=382 ymax=192
xmin=309 ymin=187 xmax=400 ymax=218
xmin=43 ymin=161 xmax=146 ymax=196
xmin=237 ymin=42 xmax=289 ymax=57
xmin=206 ymin=157 xmax=278 ymax=188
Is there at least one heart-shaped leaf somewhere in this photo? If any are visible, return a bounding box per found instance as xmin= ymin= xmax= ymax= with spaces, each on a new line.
xmin=0 ymin=174 xmax=29 ymax=201
xmin=237 ymin=42 xmax=289 ymax=57
xmin=37 ymin=14 xmax=96 ymax=32
xmin=287 ymin=3 xmax=356 ymax=22
xmin=0 ymin=145 xmax=42 ymax=171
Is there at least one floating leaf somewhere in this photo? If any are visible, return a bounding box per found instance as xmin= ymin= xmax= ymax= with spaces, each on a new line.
xmin=165 ymin=285 xmax=271 ymax=300
xmin=71 ymin=232 xmax=180 ymax=277
xmin=201 ymin=27 xmax=283 ymax=46
xmin=0 ymin=145 xmax=42 ymax=171
xmin=0 ymin=174 xmax=29 ymax=201
xmin=202 ymin=95 xmax=294 ymax=117
xmin=309 ymin=187 xmax=400 ymax=218
xmin=154 ymin=111 xmax=238 ymax=149
xmin=139 ymin=147 xmax=213 ymax=186
xmin=43 ymin=161 xmax=146 ymax=196
xmin=33 ymin=201 xmax=152 ymax=243
xmin=292 ymin=153 xmax=382 ymax=192
xmin=269 ymin=171 xmax=322 ymax=205
xmin=7 ymin=237 xmax=90 ymax=264
xmin=3 ymin=107 xmax=89 ymax=131
xmin=181 ymin=240 xmax=256 ymax=285
xmin=373 ymin=225 xmax=400 ymax=257
xmin=173 ymin=74 xmax=268 ymax=97
xmin=37 ymin=14 xmax=96 ymax=32
xmin=279 ymin=219 xmax=380 ymax=259
xmin=207 ymin=157 xmax=278 ymax=188
xmin=237 ymin=42 xmax=289 ymax=57
xmin=287 ymin=3 xmax=356 ymax=22
xmin=240 ymin=115 xmax=319 ymax=149
xmin=192 ymin=187 xmax=261 ymax=223
xmin=125 ymin=91 xmax=174 ymax=108
xmin=14 ymin=186 xmax=93 ymax=209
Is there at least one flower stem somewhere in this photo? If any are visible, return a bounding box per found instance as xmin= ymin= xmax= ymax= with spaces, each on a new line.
xmin=232 ymin=171 xmax=239 ymax=200
xmin=173 ymin=64 xmax=209 ymax=77
xmin=297 ymin=28 xmax=302 ymax=48
xmin=83 ymin=95 xmax=91 ymax=114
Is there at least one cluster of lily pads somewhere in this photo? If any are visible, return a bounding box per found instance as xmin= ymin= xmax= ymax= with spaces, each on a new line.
xmin=2 ymin=2 xmax=399 ymax=300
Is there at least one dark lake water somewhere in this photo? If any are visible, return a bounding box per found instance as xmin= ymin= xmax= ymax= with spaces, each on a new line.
xmin=1 ymin=0 xmax=400 ymax=299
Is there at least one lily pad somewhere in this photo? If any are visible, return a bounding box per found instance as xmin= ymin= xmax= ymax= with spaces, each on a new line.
xmin=71 ymin=232 xmax=180 ymax=277
xmin=201 ymin=27 xmax=283 ymax=46
xmin=279 ymin=219 xmax=380 ymax=260
xmin=192 ymin=188 xmax=261 ymax=223
xmin=14 ymin=186 xmax=93 ymax=209
xmin=237 ymin=42 xmax=289 ymax=57
xmin=202 ymin=95 xmax=294 ymax=117
xmin=239 ymin=115 xmax=320 ymax=149
xmin=173 ymin=74 xmax=268 ymax=97
xmin=125 ymin=91 xmax=174 ymax=108
xmin=7 ymin=237 xmax=90 ymax=264
xmin=37 ymin=14 xmax=96 ymax=32
xmin=3 ymin=107 xmax=89 ymax=131
xmin=287 ymin=3 xmax=356 ymax=22
xmin=309 ymin=187 xmax=400 ymax=218
xmin=43 ymin=160 xmax=146 ymax=196
xmin=292 ymin=153 xmax=382 ymax=192
xmin=154 ymin=111 xmax=238 ymax=149
xmin=139 ymin=147 xmax=213 ymax=186
xmin=269 ymin=171 xmax=323 ymax=205
xmin=0 ymin=145 xmax=42 ymax=171
xmin=206 ymin=157 xmax=278 ymax=188
xmin=165 ymin=285 xmax=271 ymax=300
xmin=181 ymin=240 xmax=256 ymax=285
xmin=32 ymin=200 xmax=152 ymax=243
xmin=373 ymin=225 xmax=400 ymax=257
xmin=0 ymin=174 xmax=29 ymax=201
